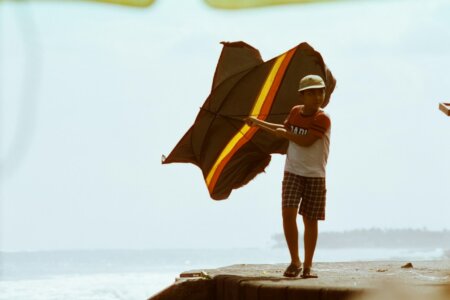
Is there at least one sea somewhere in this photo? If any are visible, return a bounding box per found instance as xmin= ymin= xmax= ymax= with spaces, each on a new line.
xmin=0 ymin=247 xmax=448 ymax=300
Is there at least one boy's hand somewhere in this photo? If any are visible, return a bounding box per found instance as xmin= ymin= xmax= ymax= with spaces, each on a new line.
xmin=245 ymin=116 xmax=259 ymax=126
xmin=275 ymin=127 xmax=288 ymax=137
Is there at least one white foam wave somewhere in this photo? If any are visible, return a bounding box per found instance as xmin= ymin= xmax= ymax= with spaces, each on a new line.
xmin=0 ymin=272 xmax=176 ymax=300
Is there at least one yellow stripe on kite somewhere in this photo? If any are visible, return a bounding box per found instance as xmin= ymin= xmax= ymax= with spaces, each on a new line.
xmin=208 ymin=123 xmax=251 ymax=182
xmin=205 ymin=53 xmax=288 ymax=188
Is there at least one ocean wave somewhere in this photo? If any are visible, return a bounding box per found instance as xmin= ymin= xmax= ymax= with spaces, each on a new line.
xmin=0 ymin=272 xmax=176 ymax=300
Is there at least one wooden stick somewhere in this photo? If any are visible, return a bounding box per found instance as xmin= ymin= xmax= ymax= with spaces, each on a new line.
xmin=439 ymin=102 xmax=450 ymax=116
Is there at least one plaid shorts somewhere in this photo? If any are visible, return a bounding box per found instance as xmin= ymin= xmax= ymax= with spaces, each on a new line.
xmin=282 ymin=171 xmax=327 ymax=220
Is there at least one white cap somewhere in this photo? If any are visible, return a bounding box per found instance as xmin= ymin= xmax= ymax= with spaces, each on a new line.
xmin=298 ymin=75 xmax=326 ymax=92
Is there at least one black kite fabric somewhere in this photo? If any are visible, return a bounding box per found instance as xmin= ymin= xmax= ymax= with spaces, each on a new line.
xmin=162 ymin=42 xmax=336 ymax=200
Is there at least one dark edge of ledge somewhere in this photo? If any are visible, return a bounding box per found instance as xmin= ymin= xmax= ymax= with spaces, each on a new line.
xmin=148 ymin=274 xmax=366 ymax=300
xmin=148 ymin=278 xmax=215 ymax=300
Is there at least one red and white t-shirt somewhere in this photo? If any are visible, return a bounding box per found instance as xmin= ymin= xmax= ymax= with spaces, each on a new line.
xmin=283 ymin=105 xmax=331 ymax=177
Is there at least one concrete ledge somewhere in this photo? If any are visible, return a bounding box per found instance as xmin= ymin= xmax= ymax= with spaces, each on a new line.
xmin=150 ymin=277 xmax=214 ymax=300
xmin=214 ymin=275 xmax=363 ymax=300
xmin=149 ymin=261 xmax=450 ymax=300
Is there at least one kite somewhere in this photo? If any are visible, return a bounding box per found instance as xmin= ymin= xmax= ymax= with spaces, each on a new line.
xmin=162 ymin=41 xmax=336 ymax=200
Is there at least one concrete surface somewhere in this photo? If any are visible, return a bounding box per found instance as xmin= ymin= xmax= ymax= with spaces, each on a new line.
xmin=149 ymin=260 xmax=450 ymax=300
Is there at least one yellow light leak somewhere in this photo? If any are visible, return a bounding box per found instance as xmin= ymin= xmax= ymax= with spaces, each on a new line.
xmin=205 ymin=0 xmax=335 ymax=9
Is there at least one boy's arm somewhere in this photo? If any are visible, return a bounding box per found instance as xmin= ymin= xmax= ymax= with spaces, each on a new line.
xmin=245 ymin=116 xmax=285 ymax=132
xmin=275 ymin=113 xmax=330 ymax=147
xmin=246 ymin=116 xmax=323 ymax=147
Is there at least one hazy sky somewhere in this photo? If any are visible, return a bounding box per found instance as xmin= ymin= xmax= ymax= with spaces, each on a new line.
xmin=1 ymin=0 xmax=449 ymax=252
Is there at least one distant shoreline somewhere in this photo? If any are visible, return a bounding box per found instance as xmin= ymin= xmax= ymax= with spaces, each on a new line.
xmin=272 ymin=228 xmax=450 ymax=249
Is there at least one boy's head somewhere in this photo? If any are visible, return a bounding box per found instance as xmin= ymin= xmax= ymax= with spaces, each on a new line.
xmin=298 ymin=75 xmax=326 ymax=109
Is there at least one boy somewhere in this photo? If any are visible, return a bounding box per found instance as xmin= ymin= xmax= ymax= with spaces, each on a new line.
xmin=246 ymin=74 xmax=331 ymax=278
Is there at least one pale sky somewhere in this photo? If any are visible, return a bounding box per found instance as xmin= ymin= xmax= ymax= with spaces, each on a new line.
xmin=1 ymin=0 xmax=449 ymax=251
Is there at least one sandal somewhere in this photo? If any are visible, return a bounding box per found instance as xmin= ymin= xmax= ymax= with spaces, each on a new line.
xmin=283 ymin=263 xmax=302 ymax=277
xmin=301 ymin=267 xmax=318 ymax=279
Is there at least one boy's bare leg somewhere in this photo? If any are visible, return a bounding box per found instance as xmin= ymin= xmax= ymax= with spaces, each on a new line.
xmin=282 ymin=207 xmax=301 ymax=267
xmin=302 ymin=216 xmax=318 ymax=269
